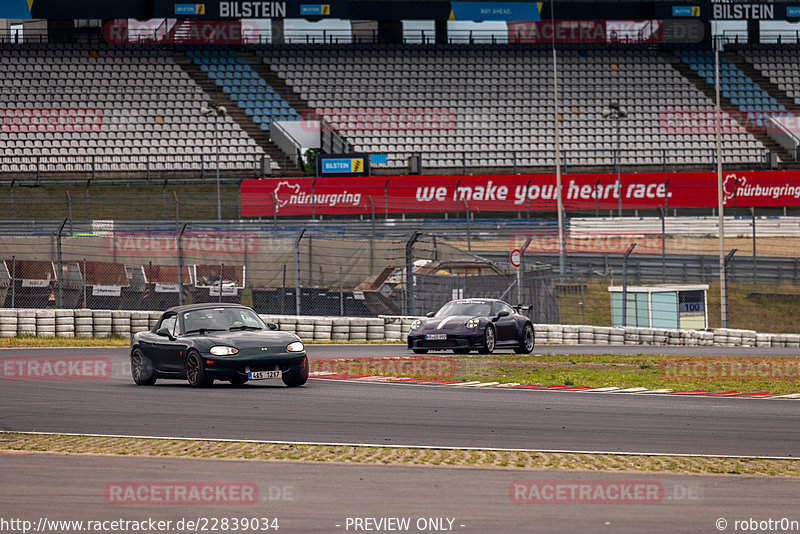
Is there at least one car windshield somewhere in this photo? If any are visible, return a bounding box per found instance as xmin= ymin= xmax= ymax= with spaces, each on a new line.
xmin=435 ymin=301 xmax=493 ymax=317
xmin=182 ymin=307 xmax=266 ymax=334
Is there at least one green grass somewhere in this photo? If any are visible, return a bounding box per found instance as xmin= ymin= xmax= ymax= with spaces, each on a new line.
xmin=451 ymin=353 xmax=800 ymax=395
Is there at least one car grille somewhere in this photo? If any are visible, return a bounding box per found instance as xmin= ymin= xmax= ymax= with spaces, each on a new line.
xmin=418 ymin=339 xmax=458 ymax=348
xmin=244 ymin=362 xmax=286 ymax=373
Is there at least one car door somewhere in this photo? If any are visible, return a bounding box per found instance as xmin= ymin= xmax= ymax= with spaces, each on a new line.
xmin=157 ymin=313 xmax=188 ymax=374
xmin=150 ymin=314 xmax=184 ymax=374
xmin=494 ymin=302 xmax=517 ymax=344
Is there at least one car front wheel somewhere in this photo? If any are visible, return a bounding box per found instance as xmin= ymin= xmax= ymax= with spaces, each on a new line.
xmin=480 ymin=326 xmax=496 ymax=354
xmin=131 ymin=348 xmax=157 ymax=386
xmin=186 ymin=351 xmax=213 ymax=387
xmin=518 ymin=324 xmax=535 ymax=354
xmin=282 ymin=355 xmax=308 ymax=387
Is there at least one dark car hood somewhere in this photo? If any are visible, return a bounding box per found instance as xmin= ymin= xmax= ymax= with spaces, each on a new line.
xmin=202 ymin=330 xmax=300 ymax=348
xmin=419 ymin=315 xmax=476 ymax=331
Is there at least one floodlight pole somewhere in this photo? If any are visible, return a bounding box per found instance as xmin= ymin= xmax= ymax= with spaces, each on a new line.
xmin=405 ymin=231 xmax=421 ymax=316
xmin=551 ymin=0 xmax=565 ymax=277
xmin=715 ymin=37 xmax=727 ymax=328
xmin=294 ymin=229 xmax=305 ymax=316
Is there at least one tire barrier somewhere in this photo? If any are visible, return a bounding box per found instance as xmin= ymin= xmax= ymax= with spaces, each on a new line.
xmin=0 ymin=308 xmax=786 ymax=348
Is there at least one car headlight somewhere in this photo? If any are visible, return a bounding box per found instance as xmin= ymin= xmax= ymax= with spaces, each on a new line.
xmin=466 ymin=318 xmax=480 ymax=329
xmin=209 ymin=346 xmax=239 ymax=356
xmin=287 ymin=341 xmax=305 ymax=352
xmin=410 ymin=320 xmax=421 ymax=330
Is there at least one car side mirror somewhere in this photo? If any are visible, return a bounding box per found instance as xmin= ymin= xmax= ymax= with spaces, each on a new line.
xmin=493 ymin=310 xmax=510 ymax=322
xmin=426 ymin=312 xmax=435 ymax=317
xmin=156 ymin=327 xmax=175 ymax=340
xmin=267 ymin=322 xmax=278 ymax=331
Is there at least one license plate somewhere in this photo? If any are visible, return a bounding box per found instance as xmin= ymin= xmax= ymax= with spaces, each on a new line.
xmin=425 ymin=334 xmax=447 ymax=340
xmin=248 ymin=370 xmax=282 ymax=380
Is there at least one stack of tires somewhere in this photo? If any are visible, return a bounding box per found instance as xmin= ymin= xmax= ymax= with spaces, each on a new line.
xmin=295 ymin=319 xmax=314 ymax=341
xmin=562 ymin=325 xmax=579 ymax=344
xmin=0 ymin=309 xmax=17 ymax=338
xmin=17 ymin=310 xmax=36 ymax=336
xmin=278 ymin=316 xmax=297 ymax=335
xmin=111 ymin=311 xmax=131 ymax=338
xmin=74 ymin=309 xmax=93 ymax=337
xmin=607 ymin=327 xmax=624 ymax=345
xmin=349 ymin=318 xmax=368 ymax=341
xmin=366 ymin=318 xmax=384 ymax=341
xmin=593 ymin=326 xmax=610 ymax=344
xmin=331 ymin=318 xmax=349 ymax=340
xmin=92 ymin=310 xmax=112 ymax=338
xmin=35 ymin=309 xmax=56 ymax=337
xmin=383 ymin=317 xmax=402 ymax=341
xmin=578 ymin=326 xmax=594 ymax=345
xmin=55 ymin=309 xmax=74 ymax=338
xmin=313 ymin=318 xmax=333 ymax=341
xmin=130 ymin=311 xmax=150 ymax=335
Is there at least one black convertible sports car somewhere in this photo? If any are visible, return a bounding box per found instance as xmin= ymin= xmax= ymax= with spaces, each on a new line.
xmin=130 ymin=303 xmax=308 ymax=388
xmin=407 ymin=298 xmax=534 ymax=354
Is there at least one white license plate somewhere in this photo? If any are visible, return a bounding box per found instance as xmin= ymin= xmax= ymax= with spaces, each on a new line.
xmin=248 ymin=370 xmax=282 ymax=380
xmin=425 ymin=334 xmax=447 ymax=340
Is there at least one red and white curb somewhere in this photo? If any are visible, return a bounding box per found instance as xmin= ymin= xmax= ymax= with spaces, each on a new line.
xmin=309 ymin=372 xmax=800 ymax=399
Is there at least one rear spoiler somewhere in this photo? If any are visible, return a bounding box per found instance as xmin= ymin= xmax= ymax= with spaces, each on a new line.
xmin=513 ymin=305 xmax=533 ymax=312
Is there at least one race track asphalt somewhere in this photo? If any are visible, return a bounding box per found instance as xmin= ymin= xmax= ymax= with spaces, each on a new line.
xmin=1 ymin=346 xmax=798 ymax=456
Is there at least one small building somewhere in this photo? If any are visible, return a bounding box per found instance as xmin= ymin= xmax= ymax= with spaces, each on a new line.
xmin=608 ymin=284 xmax=709 ymax=330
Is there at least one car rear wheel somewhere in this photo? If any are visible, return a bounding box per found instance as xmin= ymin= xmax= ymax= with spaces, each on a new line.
xmin=282 ymin=355 xmax=308 ymax=387
xmin=228 ymin=375 xmax=248 ymax=385
xmin=479 ymin=326 xmax=496 ymax=354
xmin=130 ymin=348 xmax=156 ymax=386
xmin=186 ymin=351 xmax=213 ymax=388
xmin=412 ymin=349 xmax=428 ymax=354
xmin=518 ymin=324 xmax=535 ymax=354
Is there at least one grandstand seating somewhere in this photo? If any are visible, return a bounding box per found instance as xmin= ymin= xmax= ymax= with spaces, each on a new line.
xmin=736 ymin=44 xmax=800 ymax=106
xmin=674 ymin=47 xmax=789 ymax=127
xmin=253 ymin=43 xmax=767 ymax=170
xmin=0 ymin=43 xmax=266 ymax=175
xmin=188 ymin=47 xmax=301 ymax=132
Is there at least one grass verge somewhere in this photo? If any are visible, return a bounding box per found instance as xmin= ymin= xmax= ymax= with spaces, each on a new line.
xmin=452 ymin=353 xmax=800 ymax=394
xmin=1 ymin=432 xmax=798 ymax=476
xmin=313 ymin=353 xmax=800 ymax=395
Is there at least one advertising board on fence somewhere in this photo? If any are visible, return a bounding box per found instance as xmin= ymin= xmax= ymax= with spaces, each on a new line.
xmin=240 ymin=170 xmax=800 ymax=217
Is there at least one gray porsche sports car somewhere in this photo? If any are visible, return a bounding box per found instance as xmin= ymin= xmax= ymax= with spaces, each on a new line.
xmin=407 ymin=298 xmax=535 ymax=354
xmin=130 ymin=303 xmax=308 ymax=388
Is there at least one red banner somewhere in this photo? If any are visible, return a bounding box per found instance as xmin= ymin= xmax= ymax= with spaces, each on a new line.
xmin=240 ymin=170 xmax=800 ymax=217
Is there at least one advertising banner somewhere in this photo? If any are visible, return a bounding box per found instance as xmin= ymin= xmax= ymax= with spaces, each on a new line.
xmin=241 ymin=170 xmax=800 ymax=217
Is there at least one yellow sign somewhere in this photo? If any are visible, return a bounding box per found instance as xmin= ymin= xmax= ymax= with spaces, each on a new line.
xmin=351 ymin=159 xmax=363 ymax=172
xmin=692 ymin=6 xmax=700 ymax=16
xmin=196 ymin=3 xmax=205 ymax=14
xmin=321 ymin=4 xmax=330 ymax=15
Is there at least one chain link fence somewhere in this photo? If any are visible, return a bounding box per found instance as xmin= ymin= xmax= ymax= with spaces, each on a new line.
xmin=0 ymin=223 xmax=563 ymax=321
